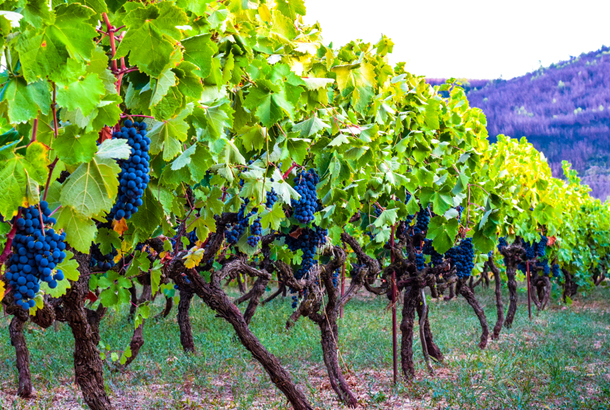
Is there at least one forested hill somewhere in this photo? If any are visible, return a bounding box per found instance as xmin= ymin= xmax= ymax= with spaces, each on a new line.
xmin=428 ymin=46 xmax=610 ymax=200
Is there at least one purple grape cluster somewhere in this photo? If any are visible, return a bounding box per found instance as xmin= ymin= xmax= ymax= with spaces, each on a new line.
xmin=90 ymin=244 xmax=117 ymax=271
xmin=285 ymin=225 xmax=328 ymax=280
xmin=108 ymin=120 xmax=150 ymax=221
xmin=6 ymin=201 xmax=66 ymax=309
xmin=449 ymin=237 xmax=474 ymax=278
xmin=413 ymin=206 xmax=430 ymax=236
xmin=292 ymin=169 xmax=319 ymax=225
xmin=536 ymin=235 xmax=548 ymax=257
xmin=423 ymin=239 xmax=444 ymax=266
xmin=415 ymin=252 xmax=426 ymax=271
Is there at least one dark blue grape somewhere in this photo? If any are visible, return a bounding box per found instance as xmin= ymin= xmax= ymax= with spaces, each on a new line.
xmin=551 ymin=263 xmax=560 ymax=278
xmin=90 ymin=243 xmax=117 ymax=271
xmin=522 ymin=239 xmax=536 ymax=260
xmin=413 ymin=205 xmax=430 ymax=236
xmin=536 ymin=235 xmax=548 ymax=257
xmin=107 ymin=121 xmax=150 ymax=221
xmin=536 ymin=259 xmax=550 ymax=276
xmin=423 ymin=239 xmax=444 ymax=266
xmin=7 ymin=202 xmax=66 ymax=310
xmin=332 ymin=269 xmax=340 ymax=288
xmin=415 ymin=253 xmax=426 ymax=271
xmin=497 ymin=237 xmax=508 ymax=251
xmin=285 ymin=225 xmax=327 ymax=280
xmin=292 ymin=169 xmax=319 ymax=225
xmin=448 ymin=237 xmax=474 ymax=278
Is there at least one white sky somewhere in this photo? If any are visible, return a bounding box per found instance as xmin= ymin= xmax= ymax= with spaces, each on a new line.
xmin=303 ymin=0 xmax=610 ymax=80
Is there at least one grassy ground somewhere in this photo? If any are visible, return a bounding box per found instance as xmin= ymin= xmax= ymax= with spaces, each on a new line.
xmin=1 ymin=282 xmax=609 ymax=410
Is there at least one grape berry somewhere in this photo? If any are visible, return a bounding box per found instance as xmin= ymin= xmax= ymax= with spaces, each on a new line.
xmin=6 ymin=202 xmax=66 ymax=309
xmin=108 ymin=120 xmax=150 ymax=221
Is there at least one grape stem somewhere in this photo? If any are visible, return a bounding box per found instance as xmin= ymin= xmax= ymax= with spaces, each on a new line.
xmin=42 ymin=158 xmax=59 ymax=201
xmin=282 ymin=162 xmax=298 ymax=180
xmin=29 ymin=117 xmax=38 ymax=144
xmin=0 ymin=209 xmax=22 ymax=266
xmin=102 ymin=13 xmax=118 ymax=73
xmin=465 ymin=185 xmax=471 ymax=239
xmin=43 ymin=85 xmax=60 ymax=201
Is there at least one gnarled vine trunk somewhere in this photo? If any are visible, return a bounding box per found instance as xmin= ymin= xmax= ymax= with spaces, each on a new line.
xmin=504 ymin=268 xmax=518 ymax=329
xmin=400 ymin=284 xmax=419 ymax=380
xmin=9 ymin=312 xmax=33 ymax=398
xmin=457 ymin=280 xmax=489 ymax=349
xmin=178 ymin=289 xmax=196 ymax=353
xmin=63 ymin=253 xmax=113 ymax=410
xmin=415 ymin=292 xmax=443 ymax=362
xmin=319 ymin=319 xmax=358 ymax=407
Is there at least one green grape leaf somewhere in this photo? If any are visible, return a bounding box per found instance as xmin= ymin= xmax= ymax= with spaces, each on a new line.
xmin=96 ymin=138 xmax=131 ymax=160
xmin=129 ymin=188 xmax=165 ymax=239
xmin=16 ymin=4 xmax=97 ymax=82
xmin=260 ymin=201 xmax=284 ymax=230
xmin=148 ymin=113 xmax=189 ymax=161
xmin=244 ymin=86 xmax=294 ymax=128
xmin=373 ymin=208 xmax=398 ymax=228
xmin=96 ymin=227 xmax=121 ymax=255
xmin=0 ymin=142 xmax=49 ymax=217
xmin=150 ymin=68 xmax=177 ymax=107
xmin=55 ymin=206 xmax=97 ymax=253
xmin=182 ymin=34 xmax=216 ymax=78
xmin=56 ymin=73 xmax=106 ymax=117
xmin=3 ymin=78 xmax=51 ymax=124
xmin=276 ymin=0 xmax=306 ymax=20
xmin=187 ymin=145 xmax=215 ymax=182
xmin=292 ymin=116 xmax=330 ymax=138
xmin=115 ymin=24 xmax=175 ymax=78
xmin=192 ymin=99 xmax=234 ymax=141
xmin=88 ymin=95 xmax=123 ymax=131
xmin=52 ymin=125 xmax=98 ymax=165
xmin=427 ymin=216 xmax=459 ymax=254
xmin=60 ymin=156 xmax=120 ymax=218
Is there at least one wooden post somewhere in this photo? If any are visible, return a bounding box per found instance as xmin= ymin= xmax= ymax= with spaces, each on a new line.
xmin=390 ymin=224 xmax=397 ymax=385
xmin=340 ymin=263 xmax=345 ymax=319
xmin=526 ymin=261 xmax=532 ymax=321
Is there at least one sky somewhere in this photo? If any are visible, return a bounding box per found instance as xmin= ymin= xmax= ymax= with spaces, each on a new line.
xmin=303 ymin=0 xmax=610 ymax=80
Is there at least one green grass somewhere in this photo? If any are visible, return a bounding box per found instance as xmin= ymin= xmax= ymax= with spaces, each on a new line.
xmin=1 ymin=283 xmax=609 ymax=409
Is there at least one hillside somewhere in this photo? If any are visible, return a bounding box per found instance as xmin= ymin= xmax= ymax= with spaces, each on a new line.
xmin=428 ymin=46 xmax=610 ymax=200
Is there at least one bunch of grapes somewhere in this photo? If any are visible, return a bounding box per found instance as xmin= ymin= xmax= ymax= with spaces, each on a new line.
xmin=285 ymin=225 xmax=327 ymax=280
xmin=107 ymin=120 xmax=150 ymax=221
xmin=90 ymin=244 xmax=117 ymax=271
xmin=227 ymin=185 xmax=279 ymax=246
xmin=292 ymin=169 xmax=319 ymax=224
xmin=551 ymin=263 xmax=560 ymax=278
xmin=497 ymin=237 xmax=508 ymax=251
xmin=332 ymin=269 xmax=340 ymax=288
xmin=535 ymin=235 xmax=548 ymax=257
xmin=423 ymin=239 xmax=444 ymax=266
xmin=415 ymin=252 xmax=426 ymax=271
xmin=6 ymin=202 xmax=66 ymax=309
xmin=247 ymin=219 xmax=262 ymax=247
xmin=457 ymin=205 xmax=465 ymax=222
xmin=517 ymin=262 xmax=527 ymax=273
xmin=450 ymin=237 xmax=474 ymax=278
xmin=413 ymin=206 xmax=430 ymax=236
xmin=225 ymin=201 xmax=250 ymax=244
xmin=265 ymin=187 xmax=278 ymax=208
xmin=373 ymin=204 xmax=383 ymax=218
xmin=403 ymin=192 xmax=416 ymax=225
xmin=523 ymin=239 xmax=536 ymax=260
xmin=536 ymin=260 xmax=550 ymax=276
